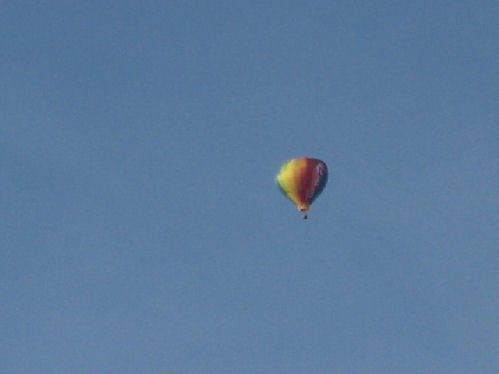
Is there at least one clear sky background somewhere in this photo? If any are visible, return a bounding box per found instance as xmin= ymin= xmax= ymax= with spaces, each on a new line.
xmin=1 ymin=1 xmax=498 ymax=373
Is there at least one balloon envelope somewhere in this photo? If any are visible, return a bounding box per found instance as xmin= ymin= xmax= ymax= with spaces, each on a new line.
xmin=276 ymin=158 xmax=328 ymax=212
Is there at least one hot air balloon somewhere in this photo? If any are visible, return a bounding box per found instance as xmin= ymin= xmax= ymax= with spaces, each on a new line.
xmin=276 ymin=158 xmax=328 ymax=219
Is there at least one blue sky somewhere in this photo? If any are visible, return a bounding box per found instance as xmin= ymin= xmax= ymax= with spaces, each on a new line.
xmin=1 ymin=1 xmax=498 ymax=373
